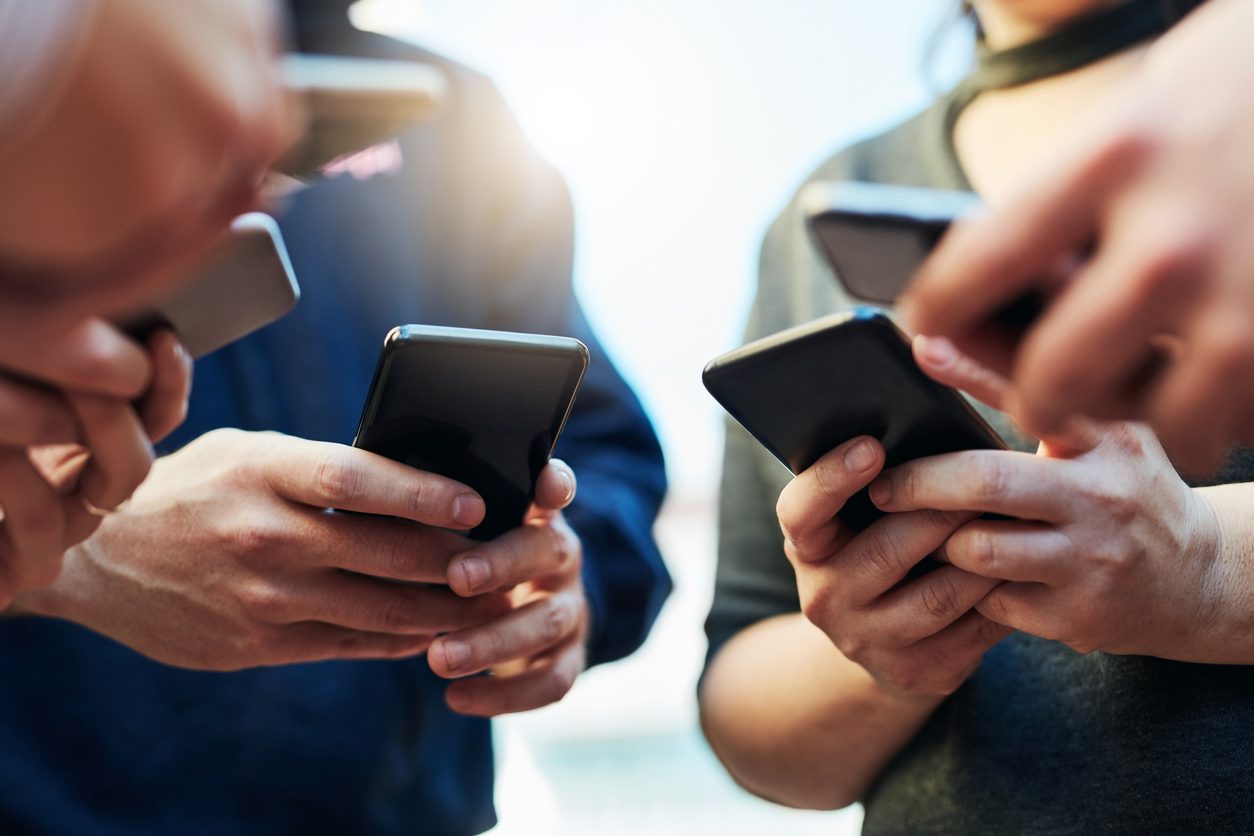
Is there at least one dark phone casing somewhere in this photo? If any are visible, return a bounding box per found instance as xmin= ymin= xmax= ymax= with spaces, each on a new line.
xmin=703 ymin=307 xmax=1006 ymax=532
xmin=803 ymin=180 xmax=1046 ymax=330
xmin=353 ymin=325 xmax=588 ymax=541
xmin=802 ymin=181 xmax=979 ymax=305
xmin=121 ymin=213 xmax=300 ymax=358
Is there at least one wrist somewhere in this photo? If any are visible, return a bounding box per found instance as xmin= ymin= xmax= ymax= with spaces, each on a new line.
xmin=8 ymin=542 xmax=93 ymax=625
xmin=1181 ymin=487 xmax=1254 ymax=663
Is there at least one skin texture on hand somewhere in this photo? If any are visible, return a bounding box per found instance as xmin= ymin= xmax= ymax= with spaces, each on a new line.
xmin=777 ymin=438 xmax=1010 ymax=698
xmin=871 ymin=336 xmax=1227 ymax=661
xmin=0 ymin=329 xmax=191 ymax=609
xmin=15 ymin=429 xmax=496 ymax=668
xmin=15 ymin=430 xmax=590 ymax=716
xmin=701 ymin=370 xmax=1010 ymax=810
xmin=900 ymin=0 xmax=1254 ymax=472
xmin=428 ymin=461 xmax=590 ymax=716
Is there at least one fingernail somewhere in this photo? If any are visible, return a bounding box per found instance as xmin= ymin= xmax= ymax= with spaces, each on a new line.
xmin=454 ymin=555 xmax=490 ymax=594
xmin=844 ymin=440 xmax=875 ymax=472
xmin=452 ymin=494 xmax=485 ymax=528
xmin=869 ymin=477 xmax=891 ymax=507
xmin=559 ymin=470 xmax=575 ymax=504
xmin=440 ymin=640 xmax=469 ymax=673
xmin=919 ymin=335 xmax=956 ymax=367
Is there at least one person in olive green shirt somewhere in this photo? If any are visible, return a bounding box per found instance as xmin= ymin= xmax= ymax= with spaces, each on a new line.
xmin=702 ymin=1 xmax=1254 ymax=832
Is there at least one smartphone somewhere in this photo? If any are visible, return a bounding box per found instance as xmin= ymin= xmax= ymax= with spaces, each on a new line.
xmin=703 ymin=307 xmax=1006 ymax=532
xmin=353 ymin=325 xmax=589 ymax=541
xmin=802 ymin=181 xmax=981 ymax=305
xmin=121 ymin=213 xmax=300 ymax=358
xmin=803 ymin=180 xmax=1048 ymax=330
xmin=277 ymin=53 xmax=448 ymax=180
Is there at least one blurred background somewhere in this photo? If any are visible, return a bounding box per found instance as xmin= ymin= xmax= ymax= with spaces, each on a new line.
xmin=349 ymin=1 xmax=972 ymax=832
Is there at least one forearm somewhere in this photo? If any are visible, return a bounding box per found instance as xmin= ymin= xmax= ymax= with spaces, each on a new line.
xmin=699 ymin=613 xmax=939 ymax=810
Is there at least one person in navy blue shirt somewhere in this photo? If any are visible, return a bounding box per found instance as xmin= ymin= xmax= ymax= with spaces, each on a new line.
xmin=0 ymin=4 xmax=671 ymax=834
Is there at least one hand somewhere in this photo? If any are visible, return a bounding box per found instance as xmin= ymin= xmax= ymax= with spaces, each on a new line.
xmin=867 ymin=335 xmax=1220 ymax=659
xmin=0 ymin=329 xmax=192 ymax=608
xmin=775 ymin=437 xmax=1010 ymax=699
xmin=428 ymin=460 xmax=589 ymax=716
xmin=14 ymin=429 xmax=506 ymax=670
xmin=0 ymin=0 xmax=300 ymax=304
xmin=899 ymin=0 xmax=1254 ymax=471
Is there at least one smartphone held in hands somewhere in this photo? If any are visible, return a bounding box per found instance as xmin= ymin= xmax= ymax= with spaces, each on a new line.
xmin=703 ymin=307 xmax=1006 ymax=532
xmin=353 ymin=326 xmax=589 ymax=541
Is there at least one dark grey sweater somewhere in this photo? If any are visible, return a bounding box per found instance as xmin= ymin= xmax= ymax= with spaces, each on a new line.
xmin=706 ymin=17 xmax=1254 ymax=833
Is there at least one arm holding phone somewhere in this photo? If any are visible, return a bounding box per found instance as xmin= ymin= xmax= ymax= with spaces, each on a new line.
xmin=704 ymin=330 xmax=1254 ymax=810
xmin=12 ymin=430 xmax=588 ymax=700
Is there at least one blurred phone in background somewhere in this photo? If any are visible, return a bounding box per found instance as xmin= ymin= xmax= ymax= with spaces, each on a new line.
xmin=122 ymin=214 xmax=300 ymax=358
xmin=803 ymin=181 xmax=980 ymax=304
xmin=123 ymin=55 xmax=449 ymax=357
xmin=277 ymin=53 xmax=448 ymax=180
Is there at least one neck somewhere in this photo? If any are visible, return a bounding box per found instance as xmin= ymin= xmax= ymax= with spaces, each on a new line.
xmin=972 ymin=1 xmax=1129 ymax=49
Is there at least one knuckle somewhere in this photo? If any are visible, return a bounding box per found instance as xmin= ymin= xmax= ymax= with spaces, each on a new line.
xmin=544 ymin=526 xmax=571 ymax=574
xmin=978 ymin=590 xmax=1013 ymax=625
xmin=895 ymin=467 xmax=918 ymax=508
xmin=377 ymin=597 xmax=417 ymax=633
xmin=918 ymin=575 xmax=962 ymax=621
xmin=836 ymin=631 xmax=871 ymax=668
xmin=401 ymin=478 xmax=436 ymax=523
xmin=861 ymin=527 xmax=907 ymax=578
xmin=799 ymin=587 xmax=833 ymax=631
xmin=539 ymin=597 xmax=576 ymax=646
xmin=775 ymin=487 xmax=806 ymax=547
xmin=379 ymin=533 xmax=418 ymax=580
xmin=238 ymin=579 xmax=290 ymax=621
xmin=975 ymin=456 xmax=1010 ymax=506
xmin=1087 ymin=486 xmax=1137 ymax=527
xmin=963 ymin=528 xmax=999 ymax=576
xmin=312 ymin=453 xmax=361 ymax=507
xmin=225 ymin=515 xmax=289 ymax=559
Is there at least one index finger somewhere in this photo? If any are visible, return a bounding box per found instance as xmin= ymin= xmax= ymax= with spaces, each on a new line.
xmin=776 ymin=437 xmax=884 ymax=562
xmin=262 ymin=438 xmax=486 ymax=530
xmin=899 ymin=125 xmax=1142 ymax=341
xmin=868 ymin=449 xmax=1076 ymax=523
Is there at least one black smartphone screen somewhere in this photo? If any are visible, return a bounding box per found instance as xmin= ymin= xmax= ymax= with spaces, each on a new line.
xmin=353 ymin=326 xmax=588 ymax=541
xmin=703 ymin=308 xmax=1006 ymax=532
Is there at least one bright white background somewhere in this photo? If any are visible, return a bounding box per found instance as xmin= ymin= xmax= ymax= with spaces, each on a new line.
xmin=350 ymin=2 xmax=970 ymax=833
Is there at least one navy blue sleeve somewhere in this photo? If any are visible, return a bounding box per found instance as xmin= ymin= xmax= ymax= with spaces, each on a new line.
xmin=556 ymin=303 xmax=670 ymax=667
